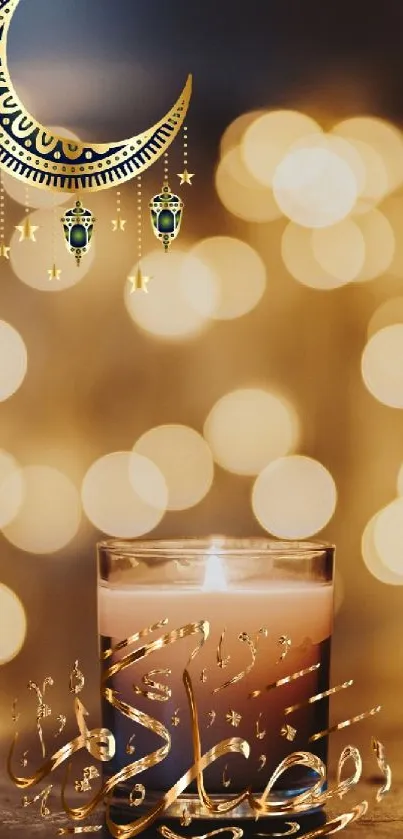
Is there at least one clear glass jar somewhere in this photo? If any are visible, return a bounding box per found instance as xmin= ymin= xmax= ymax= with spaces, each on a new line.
xmin=98 ymin=537 xmax=334 ymax=820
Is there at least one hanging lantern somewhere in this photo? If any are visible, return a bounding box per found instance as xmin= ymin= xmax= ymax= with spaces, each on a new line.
xmin=149 ymin=182 xmax=184 ymax=251
xmin=61 ymin=200 xmax=96 ymax=266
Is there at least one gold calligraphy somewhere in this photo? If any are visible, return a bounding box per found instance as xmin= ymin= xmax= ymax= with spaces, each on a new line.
xmin=372 ymin=739 xmax=392 ymax=802
xmin=28 ymin=677 xmax=54 ymax=758
xmin=133 ymin=669 xmax=172 ymax=702
xmin=22 ymin=783 xmax=52 ymax=817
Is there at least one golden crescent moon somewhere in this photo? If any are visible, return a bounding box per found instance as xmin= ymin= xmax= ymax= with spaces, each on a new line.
xmin=0 ymin=0 xmax=192 ymax=193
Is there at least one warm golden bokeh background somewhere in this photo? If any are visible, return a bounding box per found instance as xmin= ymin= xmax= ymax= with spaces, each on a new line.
xmin=1 ymin=0 xmax=403 ymax=783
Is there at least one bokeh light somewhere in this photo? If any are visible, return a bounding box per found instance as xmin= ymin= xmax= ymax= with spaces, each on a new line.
xmin=242 ymin=110 xmax=322 ymax=187
xmin=125 ymin=250 xmax=216 ymax=340
xmin=252 ymin=455 xmax=337 ymax=539
xmin=134 ymin=425 xmax=214 ymax=511
xmin=311 ymin=220 xmax=365 ymax=283
xmin=282 ymin=222 xmax=351 ymax=290
xmin=0 ymin=584 xmax=27 ymax=665
xmin=186 ymin=237 xmax=267 ymax=320
xmin=273 ymin=146 xmax=358 ymax=228
xmin=381 ymin=195 xmax=403 ymax=279
xmin=0 ymin=320 xmax=28 ymax=401
xmin=368 ymin=297 xmax=403 ymax=338
xmin=220 ymin=110 xmax=266 ymax=157
xmin=2 ymin=466 xmax=81 ymax=554
xmin=10 ymin=207 xmax=96 ymax=293
xmin=1 ymin=127 xmax=80 ymax=208
xmin=216 ymin=146 xmax=281 ymax=223
xmin=361 ymin=325 xmax=403 ymax=408
xmin=353 ymin=209 xmax=395 ymax=282
xmin=373 ymin=498 xmax=403 ymax=575
xmin=82 ymin=452 xmax=167 ymax=537
xmin=333 ymin=116 xmax=403 ymax=195
xmin=204 ymin=389 xmax=299 ymax=476
xmin=0 ymin=451 xmax=24 ymax=529
xmin=362 ymin=511 xmax=403 ymax=585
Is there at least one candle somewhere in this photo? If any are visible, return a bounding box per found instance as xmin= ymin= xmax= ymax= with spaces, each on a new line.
xmin=98 ymin=539 xmax=334 ymax=819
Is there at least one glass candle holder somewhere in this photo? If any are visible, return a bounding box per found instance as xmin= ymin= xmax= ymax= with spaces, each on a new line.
xmin=97 ymin=538 xmax=334 ymax=821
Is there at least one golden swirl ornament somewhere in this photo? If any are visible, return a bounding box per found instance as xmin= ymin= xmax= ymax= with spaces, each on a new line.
xmin=0 ymin=0 xmax=192 ymax=193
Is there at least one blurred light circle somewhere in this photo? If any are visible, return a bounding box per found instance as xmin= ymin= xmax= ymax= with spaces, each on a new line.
xmin=216 ymin=146 xmax=281 ymax=223
xmin=381 ymin=196 xmax=403 ymax=279
xmin=204 ymin=389 xmax=299 ymax=477
xmin=373 ymin=498 xmax=403 ymax=575
xmin=0 ymin=451 xmax=24 ymax=528
xmin=311 ymin=220 xmax=365 ymax=283
xmin=362 ymin=511 xmax=403 ymax=585
xmin=397 ymin=463 xmax=403 ymax=496
xmin=220 ymin=110 xmax=266 ymax=157
xmin=134 ymin=425 xmax=214 ymax=511
xmin=333 ymin=116 xmax=403 ymax=195
xmin=252 ymin=455 xmax=337 ymax=539
xmin=273 ymin=147 xmax=357 ymax=228
xmin=353 ymin=209 xmax=395 ymax=282
xmin=242 ymin=110 xmax=322 ymax=187
xmin=1 ymin=127 xmax=80 ymax=208
xmin=361 ymin=325 xmax=403 ymax=408
xmin=0 ymin=321 xmax=28 ymax=401
xmin=2 ymin=466 xmax=81 ymax=554
xmin=10 ymin=208 xmax=96 ymax=293
xmin=282 ymin=222 xmax=351 ymax=290
xmin=125 ymin=250 xmax=215 ymax=340
xmin=82 ymin=452 xmax=167 ymax=537
xmin=0 ymin=584 xmax=27 ymax=665
xmin=346 ymin=139 xmax=389 ymax=211
xmin=186 ymin=237 xmax=267 ymax=320
xmin=368 ymin=297 xmax=403 ymax=338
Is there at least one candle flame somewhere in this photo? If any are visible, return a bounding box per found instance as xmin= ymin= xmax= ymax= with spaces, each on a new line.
xmin=203 ymin=553 xmax=227 ymax=592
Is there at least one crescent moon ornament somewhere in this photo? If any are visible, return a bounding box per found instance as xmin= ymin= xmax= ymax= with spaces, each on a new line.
xmin=0 ymin=0 xmax=192 ymax=193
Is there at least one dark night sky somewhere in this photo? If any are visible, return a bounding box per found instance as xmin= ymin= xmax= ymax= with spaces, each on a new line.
xmin=7 ymin=0 xmax=403 ymax=148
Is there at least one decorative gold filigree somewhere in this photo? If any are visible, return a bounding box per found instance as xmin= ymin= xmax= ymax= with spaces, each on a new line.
xmin=249 ymin=663 xmax=321 ymax=700
xmin=226 ymin=710 xmax=242 ymax=728
xmin=284 ymin=680 xmax=353 ymax=716
xmin=126 ymin=734 xmax=136 ymax=755
xmin=372 ymin=738 xmax=392 ymax=801
xmin=129 ymin=784 xmax=146 ymax=808
xmin=256 ymin=713 xmax=266 ymax=740
xmin=217 ymin=628 xmax=231 ymax=669
xmin=69 ymin=662 xmax=85 ymax=696
xmin=281 ymin=725 xmax=297 ymax=743
xmin=309 ymin=706 xmax=382 ymax=742
xmin=133 ymin=669 xmax=172 ymax=702
xmin=22 ymin=783 xmax=52 ymax=817
xmin=277 ymin=636 xmax=292 ymax=663
xmin=258 ymin=755 xmax=267 ymax=772
xmin=28 ymin=677 xmax=54 ymax=758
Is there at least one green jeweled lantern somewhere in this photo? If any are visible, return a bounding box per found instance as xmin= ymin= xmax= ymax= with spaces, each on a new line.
xmin=149 ymin=182 xmax=184 ymax=251
xmin=61 ymin=200 xmax=96 ymax=266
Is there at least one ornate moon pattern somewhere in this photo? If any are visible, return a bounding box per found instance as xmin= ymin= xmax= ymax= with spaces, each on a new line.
xmin=0 ymin=0 xmax=192 ymax=193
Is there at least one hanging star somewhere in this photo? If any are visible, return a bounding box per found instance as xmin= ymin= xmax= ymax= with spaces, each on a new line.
xmin=129 ymin=267 xmax=151 ymax=294
xmin=48 ymin=264 xmax=62 ymax=282
xmin=0 ymin=244 xmax=10 ymax=259
xmin=16 ymin=218 xmax=39 ymax=242
xmin=177 ymin=169 xmax=195 ymax=185
xmin=112 ymin=216 xmax=127 ymax=232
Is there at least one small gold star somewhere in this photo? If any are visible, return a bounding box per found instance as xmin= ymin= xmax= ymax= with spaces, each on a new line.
xmin=226 ymin=710 xmax=242 ymax=728
xmin=16 ymin=218 xmax=39 ymax=242
xmin=48 ymin=264 xmax=62 ymax=282
xmin=128 ymin=267 xmax=151 ymax=294
xmin=0 ymin=244 xmax=10 ymax=259
xmin=177 ymin=169 xmax=195 ymax=185
xmin=112 ymin=216 xmax=127 ymax=232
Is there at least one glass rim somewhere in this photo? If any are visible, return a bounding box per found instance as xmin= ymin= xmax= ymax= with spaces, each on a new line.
xmin=98 ymin=535 xmax=335 ymax=559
